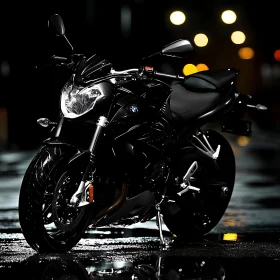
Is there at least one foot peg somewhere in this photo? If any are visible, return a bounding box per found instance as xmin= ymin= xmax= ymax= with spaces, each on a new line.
xmin=177 ymin=161 xmax=200 ymax=196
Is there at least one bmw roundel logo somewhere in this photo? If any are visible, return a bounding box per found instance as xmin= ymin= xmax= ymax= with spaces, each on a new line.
xmin=130 ymin=105 xmax=138 ymax=114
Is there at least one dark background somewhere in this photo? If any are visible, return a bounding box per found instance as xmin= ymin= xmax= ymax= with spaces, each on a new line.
xmin=0 ymin=0 xmax=279 ymax=150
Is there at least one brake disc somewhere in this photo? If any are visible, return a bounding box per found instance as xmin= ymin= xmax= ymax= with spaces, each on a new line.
xmin=52 ymin=172 xmax=85 ymax=231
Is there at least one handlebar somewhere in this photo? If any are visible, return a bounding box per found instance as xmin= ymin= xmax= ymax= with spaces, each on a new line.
xmin=142 ymin=66 xmax=185 ymax=81
xmin=110 ymin=66 xmax=185 ymax=82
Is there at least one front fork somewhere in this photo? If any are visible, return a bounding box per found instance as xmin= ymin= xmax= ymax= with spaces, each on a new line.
xmin=70 ymin=116 xmax=109 ymax=207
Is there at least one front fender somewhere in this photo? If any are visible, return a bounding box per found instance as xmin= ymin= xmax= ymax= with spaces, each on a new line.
xmin=67 ymin=150 xmax=91 ymax=176
xmin=43 ymin=139 xmax=91 ymax=175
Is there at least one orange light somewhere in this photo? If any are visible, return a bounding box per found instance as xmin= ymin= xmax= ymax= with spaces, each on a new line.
xmin=274 ymin=50 xmax=280 ymax=61
xmin=237 ymin=136 xmax=250 ymax=146
xmin=89 ymin=184 xmax=94 ymax=203
xmin=196 ymin=63 xmax=209 ymax=71
xmin=238 ymin=47 xmax=254 ymax=59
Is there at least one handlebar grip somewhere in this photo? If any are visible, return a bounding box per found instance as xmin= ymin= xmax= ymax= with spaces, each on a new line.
xmin=154 ymin=70 xmax=185 ymax=80
xmin=143 ymin=66 xmax=184 ymax=80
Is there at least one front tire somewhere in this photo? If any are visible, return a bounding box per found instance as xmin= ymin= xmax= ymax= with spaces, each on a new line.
xmin=162 ymin=129 xmax=236 ymax=241
xmin=18 ymin=146 xmax=95 ymax=253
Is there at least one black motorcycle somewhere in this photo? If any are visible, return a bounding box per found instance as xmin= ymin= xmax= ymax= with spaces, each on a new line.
xmin=18 ymin=14 xmax=267 ymax=253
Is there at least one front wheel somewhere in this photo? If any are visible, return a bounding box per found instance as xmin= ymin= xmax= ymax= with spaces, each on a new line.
xmin=162 ymin=129 xmax=236 ymax=241
xmin=18 ymin=146 xmax=95 ymax=253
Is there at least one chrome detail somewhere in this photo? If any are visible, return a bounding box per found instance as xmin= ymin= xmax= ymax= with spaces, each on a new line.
xmin=192 ymin=133 xmax=221 ymax=159
xmin=177 ymin=185 xmax=200 ymax=196
xmin=177 ymin=161 xmax=200 ymax=196
xmin=221 ymin=186 xmax=229 ymax=197
xmin=247 ymin=103 xmax=268 ymax=111
xmin=89 ymin=116 xmax=108 ymax=151
xmin=155 ymin=196 xmax=167 ymax=246
xmin=37 ymin=118 xmax=56 ymax=128
xmin=110 ymin=68 xmax=138 ymax=74
xmin=70 ymin=181 xmax=93 ymax=207
xmin=183 ymin=161 xmax=198 ymax=183
xmin=96 ymin=116 xmax=109 ymax=127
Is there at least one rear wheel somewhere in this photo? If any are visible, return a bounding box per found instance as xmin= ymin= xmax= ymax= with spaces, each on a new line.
xmin=162 ymin=129 xmax=235 ymax=240
xmin=18 ymin=146 xmax=95 ymax=253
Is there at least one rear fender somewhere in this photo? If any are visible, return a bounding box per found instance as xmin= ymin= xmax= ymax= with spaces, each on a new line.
xmin=221 ymin=93 xmax=253 ymax=136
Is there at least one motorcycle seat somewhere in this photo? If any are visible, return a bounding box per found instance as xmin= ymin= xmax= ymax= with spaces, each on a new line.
xmin=170 ymin=82 xmax=220 ymax=121
xmin=183 ymin=68 xmax=239 ymax=92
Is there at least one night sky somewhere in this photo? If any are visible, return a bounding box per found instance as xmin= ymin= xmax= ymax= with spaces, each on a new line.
xmin=0 ymin=0 xmax=279 ymax=149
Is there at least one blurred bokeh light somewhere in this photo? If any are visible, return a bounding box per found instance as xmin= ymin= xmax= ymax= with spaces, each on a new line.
xmin=231 ymin=31 xmax=246 ymax=44
xmin=183 ymin=64 xmax=198 ymax=75
xmin=183 ymin=63 xmax=209 ymax=75
xmin=238 ymin=47 xmax=254 ymax=59
xmin=274 ymin=49 xmax=280 ymax=62
xmin=221 ymin=10 xmax=237 ymax=24
xmin=196 ymin=63 xmax=209 ymax=71
xmin=0 ymin=60 xmax=10 ymax=77
xmin=170 ymin=11 xmax=186 ymax=25
xmin=237 ymin=136 xmax=251 ymax=146
xmin=194 ymin=33 xmax=208 ymax=47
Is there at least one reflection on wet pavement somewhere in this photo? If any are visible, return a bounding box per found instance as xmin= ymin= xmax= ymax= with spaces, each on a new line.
xmin=8 ymin=253 xmax=280 ymax=280
xmin=1 ymin=125 xmax=280 ymax=279
xmin=2 ymin=232 xmax=280 ymax=279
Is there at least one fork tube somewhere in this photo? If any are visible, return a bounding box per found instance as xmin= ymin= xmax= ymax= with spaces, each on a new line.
xmin=89 ymin=116 xmax=109 ymax=152
xmin=70 ymin=116 xmax=109 ymax=206
xmin=54 ymin=117 xmax=64 ymax=137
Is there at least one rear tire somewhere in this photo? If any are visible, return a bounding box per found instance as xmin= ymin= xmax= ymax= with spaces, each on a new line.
xmin=162 ymin=129 xmax=235 ymax=241
xmin=18 ymin=146 xmax=95 ymax=253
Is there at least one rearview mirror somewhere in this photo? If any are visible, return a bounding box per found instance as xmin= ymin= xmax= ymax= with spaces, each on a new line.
xmin=48 ymin=14 xmax=65 ymax=36
xmin=48 ymin=14 xmax=74 ymax=52
xmin=161 ymin=39 xmax=193 ymax=57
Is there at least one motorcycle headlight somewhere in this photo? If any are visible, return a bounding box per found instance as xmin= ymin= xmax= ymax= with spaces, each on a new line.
xmin=60 ymin=78 xmax=104 ymax=118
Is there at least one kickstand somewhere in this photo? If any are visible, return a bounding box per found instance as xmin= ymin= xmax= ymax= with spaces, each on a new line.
xmin=156 ymin=204 xmax=166 ymax=246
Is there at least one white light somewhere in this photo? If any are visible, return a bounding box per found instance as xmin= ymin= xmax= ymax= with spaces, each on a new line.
xmin=231 ymin=31 xmax=246 ymax=44
xmin=221 ymin=10 xmax=237 ymax=24
xmin=170 ymin=11 xmax=186 ymax=25
xmin=194 ymin=33 xmax=208 ymax=47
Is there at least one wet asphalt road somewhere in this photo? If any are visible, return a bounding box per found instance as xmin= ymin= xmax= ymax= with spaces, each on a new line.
xmin=1 ymin=125 xmax=280 ymax=279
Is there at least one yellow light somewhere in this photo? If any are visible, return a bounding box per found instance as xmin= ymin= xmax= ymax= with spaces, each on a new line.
xmin=194 ymin=33 xmax=208 ymax=47
xmin=238 ymin=47 xmax=254 ymax=59
xmin=223 ymin=233 xmax=238 ymax=241
xmin=221 ymin=10 xmax=237 ymax=24
xmin=183 ymin=64 xmax=198 ymax=76
xmin=231 ymin=31 xmax=246 ymax=44
xmin=196 ymin=63 xmax=209 ymax=71
xmin=170 ymin=11 xmax=186 ymax=25
xmin=237 ymin=136 xmax=250 ymax=146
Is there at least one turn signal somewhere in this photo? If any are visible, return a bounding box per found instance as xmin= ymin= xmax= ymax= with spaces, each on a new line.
xmin=89 ymin=184 xmax=94 ymax=203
